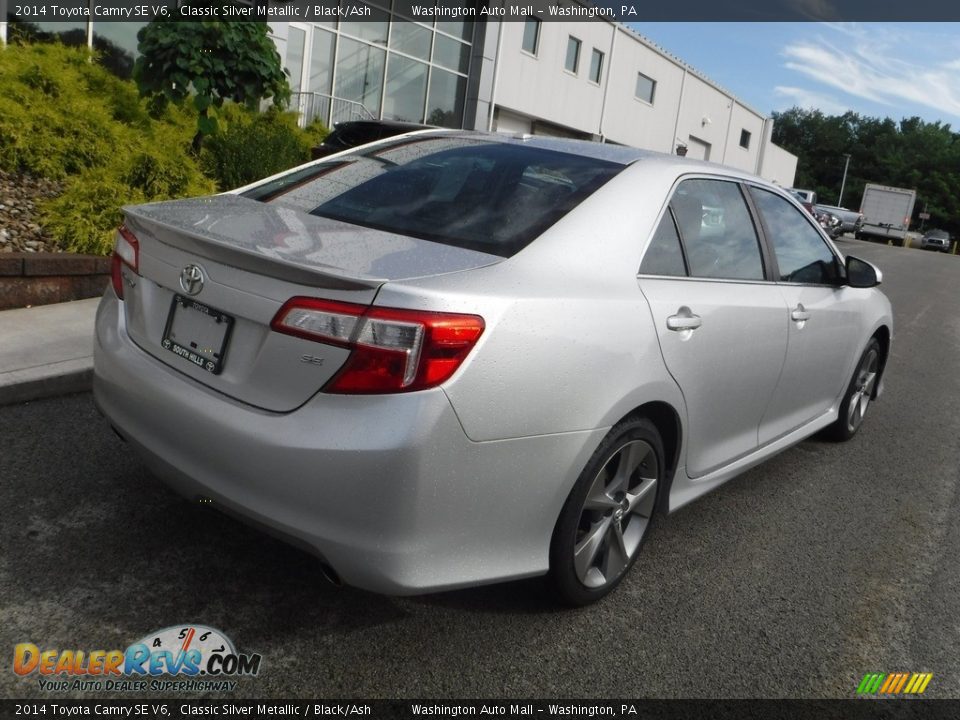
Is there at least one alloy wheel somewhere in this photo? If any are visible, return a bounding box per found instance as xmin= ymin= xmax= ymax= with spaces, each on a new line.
xmin=573 ymin=440 xmax=659 ymax=588
xmin=847 ymin=345 xmax=879 ymax=432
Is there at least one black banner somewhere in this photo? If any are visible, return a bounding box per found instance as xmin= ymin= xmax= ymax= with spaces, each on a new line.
xmin=2 ymin=700 xmax=960 ymax=719
xmin=5 ymin=0 xmax=960 ymax=23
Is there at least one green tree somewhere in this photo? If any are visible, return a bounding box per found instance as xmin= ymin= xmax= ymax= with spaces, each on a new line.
xmin=772 ymin=107 xmax=960 ymax=238
xmin=133 ymin=18 xmax=290 ymax=153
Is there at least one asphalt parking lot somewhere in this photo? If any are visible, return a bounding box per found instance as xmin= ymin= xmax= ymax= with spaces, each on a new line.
xmin=2 ymin=238 xmax=959 ymax=700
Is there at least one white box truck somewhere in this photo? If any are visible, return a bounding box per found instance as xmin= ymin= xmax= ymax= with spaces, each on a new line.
xmin=858 ymin=183 xmax=917 ymax=243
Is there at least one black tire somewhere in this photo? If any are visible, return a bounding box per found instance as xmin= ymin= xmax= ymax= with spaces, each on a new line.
xmin=549 ymin=417 xmax=664 ymax=606
xmin=825 ymin=338 xmax=881 ymax=442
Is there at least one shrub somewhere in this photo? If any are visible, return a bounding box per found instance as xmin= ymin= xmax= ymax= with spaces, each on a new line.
xmin=42 ymin=148 xmax=214 ymax=255
xmin=303 ymin=119 xmax=331 ymax=148
xmin=0 ymin=43 xmax=214 ymax=254
xmin=201 ymin=108 xmax=313 ymax=190
xmin=0 ymin=43 xmax=125 ymax=179
xmin=40 ymin=169 xmax=145 ymax=256
xmin=0 ymin=42 xmax=324 ymax=254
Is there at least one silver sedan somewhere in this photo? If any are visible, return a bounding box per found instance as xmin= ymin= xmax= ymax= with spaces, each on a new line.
xmin=94 ymin=131 xmax=892 ymax=605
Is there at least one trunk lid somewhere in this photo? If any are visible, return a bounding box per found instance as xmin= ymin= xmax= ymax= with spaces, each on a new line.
xmin=119 ymin=195 xmax=501 ymax=412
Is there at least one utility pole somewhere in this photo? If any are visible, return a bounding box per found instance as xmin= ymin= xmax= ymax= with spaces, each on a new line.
xmin=837 ymin=153 xmax=851 ymax=207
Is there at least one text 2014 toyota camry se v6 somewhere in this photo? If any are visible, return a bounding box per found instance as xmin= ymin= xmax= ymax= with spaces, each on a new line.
xmin=94 ymin=131 xmax=892 ymax=605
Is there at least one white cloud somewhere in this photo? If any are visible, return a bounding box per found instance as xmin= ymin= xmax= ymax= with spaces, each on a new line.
xmin=774 ymin=86 xmax=850 ymax=115
xmin=782 ymin=26 xmax=960 ymax=120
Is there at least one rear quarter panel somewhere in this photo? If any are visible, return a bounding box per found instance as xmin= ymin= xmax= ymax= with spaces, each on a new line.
xmin=376 ymin=162 xmax=687 ymax=444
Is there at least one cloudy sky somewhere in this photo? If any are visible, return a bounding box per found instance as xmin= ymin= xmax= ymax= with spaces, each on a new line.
xmin=633 ymin=23 xmax=960 ymax=126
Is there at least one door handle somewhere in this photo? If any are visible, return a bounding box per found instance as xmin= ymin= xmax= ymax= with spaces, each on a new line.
xmin=791 ymin=304 xmax=811 ymax=322
xmin=666 ymin=310 xmax=702 ymax=332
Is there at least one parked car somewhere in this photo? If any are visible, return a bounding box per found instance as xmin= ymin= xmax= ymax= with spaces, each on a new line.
xmin=95 ymin=132 xmax=892 ymax=606
xmin=788 ymin=189 xmax=816 ymax=216
xmin=788 ymin=187 xmax=818 ymax=205
xmin=920 ymin=228 xmax=951 ymax=252
xmin=310 ymin=120 xmax=432 ymax=159
xmin=814 ymin=208 xmax=843 ymax=238
xmin=815 ymin=204 xmax=863 ymax=235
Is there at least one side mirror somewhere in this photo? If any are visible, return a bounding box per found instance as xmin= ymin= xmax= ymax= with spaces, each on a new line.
xmin=846 ymin=256 xmax=882 ymax=288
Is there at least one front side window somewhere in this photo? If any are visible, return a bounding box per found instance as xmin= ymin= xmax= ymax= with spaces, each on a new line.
xmin=243 ymin=138 xmax=622 ymax=258
xmin=750 ymin=188 xmax=840 ymax=284
xmin=669 ymin=179 xmax=764 ymax=281
xmin=521 ymin=18 xmax=540 ymax=55
xmin=635 ymin=72 xmax=656 ymax=104
xmin=565 ymin=36 xmax=581 ymax=74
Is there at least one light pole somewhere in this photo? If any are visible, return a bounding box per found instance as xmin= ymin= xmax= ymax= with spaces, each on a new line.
xmin=837 ymin=153 xmax=851 ymax=207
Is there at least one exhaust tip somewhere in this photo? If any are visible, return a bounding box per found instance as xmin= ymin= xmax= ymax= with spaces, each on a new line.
xmin=319 ymin=562 xmax=343 ymax=588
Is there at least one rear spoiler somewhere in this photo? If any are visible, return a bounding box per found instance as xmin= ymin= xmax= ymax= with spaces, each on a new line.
xmin=122 ymin=204 xmax=386 ymax=293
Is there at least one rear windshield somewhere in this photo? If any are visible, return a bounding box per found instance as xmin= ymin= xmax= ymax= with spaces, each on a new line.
xmin=241 ymin=137 xmax=622 ymax=257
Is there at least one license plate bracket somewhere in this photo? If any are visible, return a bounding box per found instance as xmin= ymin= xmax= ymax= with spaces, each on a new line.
xmin=161 ymin=295 xmax=234 ymax=375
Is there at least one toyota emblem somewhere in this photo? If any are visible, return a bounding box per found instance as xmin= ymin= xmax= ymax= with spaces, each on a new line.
xmin=179 ymin=264 xmax=205 ymax=295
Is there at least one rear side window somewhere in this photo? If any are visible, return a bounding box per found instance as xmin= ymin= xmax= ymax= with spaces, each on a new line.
xmin=750 ymin=187 xmax=840 ymax=285
xmin=244 ymin=137 xmax=622 ymax=257
xmin=640 ymin=211 xmax=687 ymax=277
xmin=670 ymin=179 xmax=764 ymax=281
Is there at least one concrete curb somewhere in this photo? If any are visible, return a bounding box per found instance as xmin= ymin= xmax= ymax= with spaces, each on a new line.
xmin=0 ymin=361 xmax=92 ymax=406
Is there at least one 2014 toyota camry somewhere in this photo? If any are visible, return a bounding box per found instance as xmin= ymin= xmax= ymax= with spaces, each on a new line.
xmin=94 ymin=131 xmax=892 ymax=605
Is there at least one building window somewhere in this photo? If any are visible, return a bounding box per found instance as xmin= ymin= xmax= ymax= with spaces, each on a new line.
xmin=589 ymin=48 xmax=604 ymax=84
xmin=740 ymin=129 xmax=752 ymax=149
xmin=565 ymin=36 xmax=581 ymax=74
xmin=335 ymin=37 xmax=387 ymax=115
xmin=384 ymin=55 xmax=429 ymax=123
xmin=521 ymin=18 xmax=540 ymax=55
xmin=635 ymin=72 xmax=656 ymax=104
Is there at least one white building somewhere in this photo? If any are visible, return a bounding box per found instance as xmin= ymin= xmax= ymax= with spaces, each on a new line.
xmin=270 ymin=7 xmax=796 ymax=185
xmin=486 ymin=18 xmax=797 ymax=185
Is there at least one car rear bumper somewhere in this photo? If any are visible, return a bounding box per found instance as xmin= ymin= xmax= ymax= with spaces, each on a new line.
xmin=93 ymin=293 xmax=604 ymax=594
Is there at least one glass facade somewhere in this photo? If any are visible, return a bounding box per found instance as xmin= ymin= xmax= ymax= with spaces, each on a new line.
xmin=335 ymin=37 xmax=387 ymax=112
xmin=287 ymin=26 xmax=307 ymax=93
xmin=7 ymin=11 xmax=475 ymax=131
xmin=5 ymin=21 xmax=145 ymax=79
xmin=284 ymin=5 xmax=475 ymax=129
xmin=384 ymin=55 xmax=429 ymax=123
xmin=92 ymin=23 xmax=144 ymax=79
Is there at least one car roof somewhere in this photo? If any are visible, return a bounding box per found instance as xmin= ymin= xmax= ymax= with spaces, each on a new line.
xmin=241 ymin=128 xmax=784 ymax=199
xmin=405 ymin=130 xmax=774 ymax=182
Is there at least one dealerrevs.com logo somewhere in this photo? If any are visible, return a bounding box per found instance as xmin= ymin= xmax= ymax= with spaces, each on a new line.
xmin=13 ymin=625 xmax=262 ymax=693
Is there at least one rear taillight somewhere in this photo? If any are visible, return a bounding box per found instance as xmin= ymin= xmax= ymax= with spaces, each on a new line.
xmin=271 ymin=297 xmax=485 ymax=394
xmin=111 ymin=225 xmax=139 ymax=300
